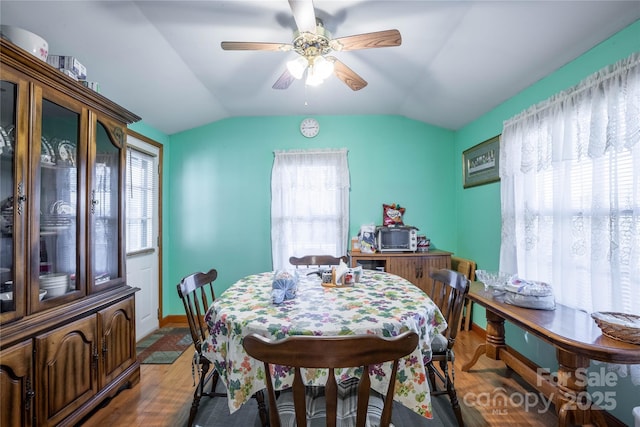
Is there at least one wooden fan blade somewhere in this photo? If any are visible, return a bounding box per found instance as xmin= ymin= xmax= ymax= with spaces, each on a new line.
xmin=273 ymin=69 xmax=296 ymax=90
xmin=288 ymin=0 xmax=317 ymax=33
xmin=331 ymin=29 xmax=401 ymax=51
xmin=330 ymin=57 xmax=367 ymax=91
xmin=221 ymin=41 xmax=292 ymax=51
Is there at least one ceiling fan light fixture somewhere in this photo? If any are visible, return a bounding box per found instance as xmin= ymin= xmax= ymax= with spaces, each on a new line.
xmin=313 ymin=55 xmax=334 ymax=80
xmin=305 ymin=65 xmax=325 ymax=86
xmin=222 ymin=4 xmax=401 ymax=91
xmin=287 ymin=56 xmax=308 ymax=79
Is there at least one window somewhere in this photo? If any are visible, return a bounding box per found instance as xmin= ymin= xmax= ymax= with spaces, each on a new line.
xmin=271 ymin=149 xmax=350 ymax=270
xmin=500 ymin=52 xmax=639 ymax=314
xmin=126 ymin=147 xmax=155 ymax=253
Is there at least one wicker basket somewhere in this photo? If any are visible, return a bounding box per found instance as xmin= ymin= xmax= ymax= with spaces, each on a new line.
xmin=591 ymin=312 xmax=640 ymax=345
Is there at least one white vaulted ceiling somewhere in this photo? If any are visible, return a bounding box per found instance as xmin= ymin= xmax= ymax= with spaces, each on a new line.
xmin=1 ymin=1 xmax=639 ymax=135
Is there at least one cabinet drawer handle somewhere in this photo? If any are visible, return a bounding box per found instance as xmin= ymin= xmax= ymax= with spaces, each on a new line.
xmin=92 ymin=345 xmax=99 ymax=370
xmin=25 ymin=378 xmax=34 ymax=411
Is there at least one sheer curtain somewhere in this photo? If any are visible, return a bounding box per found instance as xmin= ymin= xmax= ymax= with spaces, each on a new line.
xmin=271 ymin=149 xmax=350 ymax=270
xmin=500 ymin=52 xmax=640 ymax=316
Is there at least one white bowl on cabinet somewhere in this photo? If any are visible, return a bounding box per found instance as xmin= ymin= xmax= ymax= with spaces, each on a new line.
xmin=0 ymin=25 xmax=48 ymax=61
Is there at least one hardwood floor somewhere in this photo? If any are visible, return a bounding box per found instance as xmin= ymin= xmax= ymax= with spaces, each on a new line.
xmin=80 ymin=325 xmax=559 ymax=427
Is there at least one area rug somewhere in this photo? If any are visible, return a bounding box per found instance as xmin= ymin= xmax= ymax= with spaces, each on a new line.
xmin=136 ymin=326 xmax=192 ymax=364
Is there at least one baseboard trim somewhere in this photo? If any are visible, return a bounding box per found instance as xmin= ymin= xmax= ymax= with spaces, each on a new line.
xmin=470 ymin=321 xmax=486 ymax=338
xmin=160 ymin=314 xmax=187 ymax=327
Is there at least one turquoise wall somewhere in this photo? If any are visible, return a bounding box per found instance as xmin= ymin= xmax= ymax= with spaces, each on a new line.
xmin=130 ymin=20 xmax=640 ymax=425
xmin=165 ymin=115 xmax=455 ymax=314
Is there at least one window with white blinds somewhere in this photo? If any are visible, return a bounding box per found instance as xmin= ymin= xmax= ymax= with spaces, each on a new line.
xmin=500 ymin=52 xmax=639 ymax=314
xmin=271 ymin=149 xmax=350 ymax=271
xmin=126 ymin=147 xmax=155 ymax=253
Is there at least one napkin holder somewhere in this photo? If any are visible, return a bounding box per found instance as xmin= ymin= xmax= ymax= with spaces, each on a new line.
xmin=321 ymin=261 xmax=353 ymax=288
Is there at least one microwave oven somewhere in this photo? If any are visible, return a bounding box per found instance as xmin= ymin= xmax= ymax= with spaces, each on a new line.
xmin=376 ymin=226 xmax=418 ymax=252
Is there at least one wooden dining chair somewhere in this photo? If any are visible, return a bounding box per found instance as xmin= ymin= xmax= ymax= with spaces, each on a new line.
xmin=289 ymin=254 xmax=348 ymax=268
xmin=177 ymin=269 xmax=268 ymax=427
xmin=451 ymin=256 xmax=477 ymax=331
xmin=425 ymin=268 xmax=470 ymax=427
xmin=243 ymin=331 xmax=419 ymax=427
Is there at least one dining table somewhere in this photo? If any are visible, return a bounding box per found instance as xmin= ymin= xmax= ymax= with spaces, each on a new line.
xmin=202 ymin=268 xmax=448 ymax=419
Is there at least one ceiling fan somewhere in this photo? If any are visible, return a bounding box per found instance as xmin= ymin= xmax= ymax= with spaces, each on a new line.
xmin=221 ymin=0 xmax=402 ymax=91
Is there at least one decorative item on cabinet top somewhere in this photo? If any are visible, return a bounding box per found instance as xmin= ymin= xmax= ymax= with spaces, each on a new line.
xmin=0 ymin=25 xmax=48 ymax=62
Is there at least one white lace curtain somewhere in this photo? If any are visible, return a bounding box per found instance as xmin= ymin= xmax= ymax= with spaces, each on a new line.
xmin=271 ymin=149 xmax=350 ymax=271
xmin=500 ymin=52 xmax=640 ymax=315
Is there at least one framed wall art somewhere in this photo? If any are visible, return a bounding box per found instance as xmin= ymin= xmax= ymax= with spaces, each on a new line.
xmin=463 ymin=135 xmax=500 ymax=188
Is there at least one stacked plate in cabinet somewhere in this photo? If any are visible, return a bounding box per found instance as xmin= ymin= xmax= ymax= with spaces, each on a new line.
xmin=40 ymin=214 xmax=72 ymax=232
xmin=40 ymin=273 xmax=69 ymax=298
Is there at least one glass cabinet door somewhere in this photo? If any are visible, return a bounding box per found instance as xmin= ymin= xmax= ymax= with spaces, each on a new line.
xmin=0 ymin=75 xmax=25 ymax=323
xmin=89 ymin=120 xmax=124 ymax=293
xmin=33 ymin=95 xmax=83 ymax=310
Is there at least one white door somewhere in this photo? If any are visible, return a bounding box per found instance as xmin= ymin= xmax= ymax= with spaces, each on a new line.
xmin=126 ymin=134 xmax=161 ymax=341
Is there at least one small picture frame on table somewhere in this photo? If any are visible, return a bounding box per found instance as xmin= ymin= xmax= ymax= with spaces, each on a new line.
xmin=463 ymin=135 xmax=500 ymax=188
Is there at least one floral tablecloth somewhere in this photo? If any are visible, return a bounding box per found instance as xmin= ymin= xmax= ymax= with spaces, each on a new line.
xmin=202 ymin=269 xmax=447 ymax=419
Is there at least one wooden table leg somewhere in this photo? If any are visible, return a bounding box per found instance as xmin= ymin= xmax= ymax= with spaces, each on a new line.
xmin=555 ymin=349 xmax=608 ymax=427
xmin=462 ymin=310 xmax=506 ymax=371
xmin=463 ymin=298 xmax=472 ymax=331
xmin=462 ymin=343 xmax=486 ymax=372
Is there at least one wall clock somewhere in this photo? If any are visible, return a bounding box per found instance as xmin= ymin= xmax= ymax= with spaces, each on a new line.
xmin=300 ymin=118 xmax=320 ymax=138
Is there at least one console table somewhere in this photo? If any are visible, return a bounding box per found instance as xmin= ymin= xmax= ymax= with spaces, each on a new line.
xmin=462 ymin=281 xmax=640 ymax=427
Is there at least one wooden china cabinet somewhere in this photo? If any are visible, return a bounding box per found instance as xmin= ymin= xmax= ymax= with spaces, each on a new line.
xmin=0 ymin=39 xmax=141 ymax=426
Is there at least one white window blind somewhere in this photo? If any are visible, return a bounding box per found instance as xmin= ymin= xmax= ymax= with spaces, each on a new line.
xmin=500 ymin=52 xmax=640 ymax=315
xmin=126 ymin=147 xmax=155 ymax=253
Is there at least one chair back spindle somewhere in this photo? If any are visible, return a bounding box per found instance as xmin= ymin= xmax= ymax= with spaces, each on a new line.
xmin=289 ymin=254 xmax=348 ymax=269
xmin=426 ymin=268 xmax=470 ymax=426
xmin=451 ymin=256 xmax=477 ymax=331
xmin=427 ymin=268 xmax=469 ymax=347
xmin=243 ymin=331 xmax=419 ymax=427
xmin=178 ymin=269 xmax=217 ymax=351
xmin=177 ymin=268 xmax=268 ymax=426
